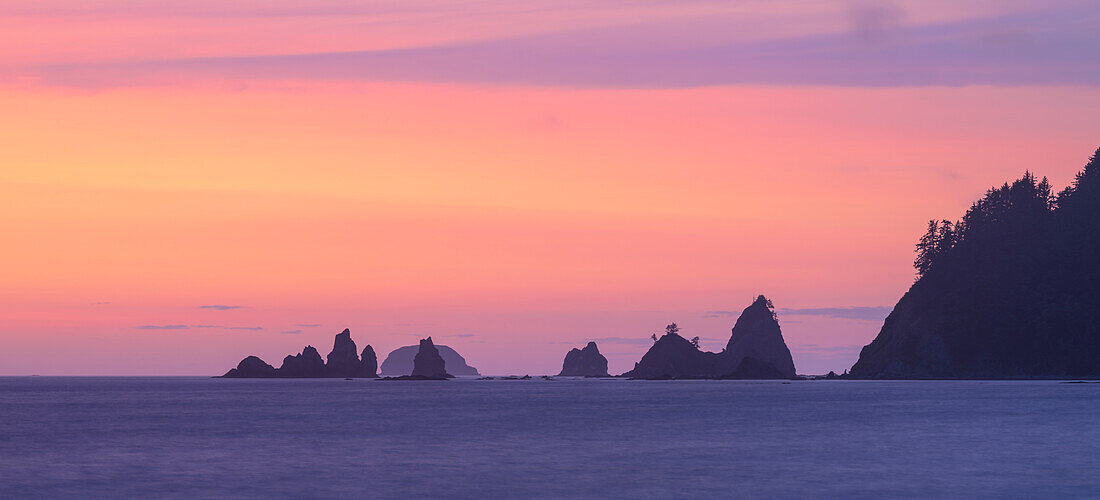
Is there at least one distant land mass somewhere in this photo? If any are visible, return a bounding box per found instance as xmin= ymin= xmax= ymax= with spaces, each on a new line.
xmin=380 ymin=344 xmax=480 ymax=376
xmin=623 ymin=295 xmax=797 ymax=379
xmin=851 ymin=148 xmax=1100 ymax=379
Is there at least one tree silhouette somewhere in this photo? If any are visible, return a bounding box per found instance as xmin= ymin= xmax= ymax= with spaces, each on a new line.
xmin=858 ymin=147 xmax=1100 ymax=378
xmin=665 ymin=323 xmax=679 ymax=337
xmin=690 ymin=336 xmax=700 ymax=349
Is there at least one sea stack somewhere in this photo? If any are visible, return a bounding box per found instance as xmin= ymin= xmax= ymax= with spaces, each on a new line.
xmin=277 ymin=346 xmax=326 ymax=377
xmin=222 ymin=355 xmax=276 ymax=378
xmin=622 ymin=326 xmax=717 ymax=379
xmin=221 ymin=328 xmax=378 ymax=378
xmin=410 ymin=337 xmax=449 ymax=378
xmin=558 ymin=342 xmax=610 ymax=377
xmin=325 ymin=329 xmax=362 ymax=377
xmin=716 ymin=295 xmax=797 ymax=378
xmin=723 ymin=356 xmax=789 ymax=379
xmin=380 ymin=344 xmax=479 ymax=376
xmin=360 ymin=345 xmax=378 ymax=378
xmin=622 ymin=296 xmax=797 ymax=379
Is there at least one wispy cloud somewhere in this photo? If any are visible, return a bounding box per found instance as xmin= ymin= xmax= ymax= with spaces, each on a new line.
xmin=92 ymin=301 xmax=112 ymax=305
xmin=293 ymin=323 xmax=322 ymax=328
xmin=707 ymin=305 xmax=890 ymax=321
xmin=778 ymin=306 xmax=892 ymax=322
xmin=588 ymin=336 xmax=654 ymax=345
xmin=280 ymin=329 xmax=302 ymax=334
xmin=23 ymin=6 xmax=1100 ymax=89
xmin=554 ymin=334 xmax=727 ymax=346
xmin=134 ymin=324 xmax=263 ymax=331
xmin=848 ymin=2 xmax=906 ymax=44
xmin=548 ymin=337 xmax=649 ymax=346
xmin=199 ymin=304 xmax=242 ymax=310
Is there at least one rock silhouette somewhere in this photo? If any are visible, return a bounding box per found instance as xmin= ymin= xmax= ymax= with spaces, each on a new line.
xmin=222 ymin=355 xmax=276 ymax=378
xmin=623 ymin=295 xmax=796 ymax=379
xmin=277 ymin=346 xmax=326 ymax=377
xmin=717 ymin=296 xmax=797 ymax=378
xmin=622 ymin=330 xmax=717 ymax=379
xmin=222 ymin=329 xmax=378 ymax=378
xmin=558 ymin=342 xmax=610 ymax=377
xmin=851 ymin=148 xmax=1100 ymax=378
xmin=360 ymin=345 xmax=378 ymax=378
xmin=379 ymin=337 xmax=453 ymax=381
xmin=380 ymin=344 xmax=479 ymax=376
xmin=411 ymin=337 xmax=449 ymax=378
xmin=722 ymin=356 xmax=788 ymax=379
xmin=325 ymin=329 xmax=363 ymax=377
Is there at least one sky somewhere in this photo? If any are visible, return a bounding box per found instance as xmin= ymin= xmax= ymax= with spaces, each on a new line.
xmin=2 ymin=0 xmax=1099 ymax=375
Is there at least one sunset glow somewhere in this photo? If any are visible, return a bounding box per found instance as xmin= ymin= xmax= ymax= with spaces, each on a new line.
xmin=3 ymin=0 xmax=1099 ymax=375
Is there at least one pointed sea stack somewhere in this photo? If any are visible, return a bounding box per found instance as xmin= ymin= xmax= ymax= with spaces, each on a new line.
xmin=360 ymin=345 xmax=378 ymax=378
xmin=558 ymin=342 xmax=610 ymax=377
xmin=716 ymin=295 xmax=797 ymax=379
xmin=325 ymin=329 xmax=362 ymax=377
xmin=277 ymin=346 xmax=326 ymax=377
xmin=621 ymin=296 xmax=797 ymax=379
xmin=723 ymin=356 xmax=789 ymax=379
xmin=380 ymin=337 xmax=451 ymax=380
xmin=411 ymin=337 xmax=449 ymax=378
xmin=380 ymin=344 xmax=479 ymax=376
xmin=222 ymin=355 xmax=277 ymax=378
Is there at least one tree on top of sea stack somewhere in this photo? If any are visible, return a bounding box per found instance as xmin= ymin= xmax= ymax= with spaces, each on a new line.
xmin=622 ymin=296 xmax=796 ymax=379
xmin=718 ymin=295 xmax=796 ymax=379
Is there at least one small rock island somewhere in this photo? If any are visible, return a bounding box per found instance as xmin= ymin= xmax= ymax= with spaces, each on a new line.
xmin=380 ymin=343 xmax=479 ymax=376
xmin=381 ymin=337 xmax=453 ymax=380
xmin=222 ymin=328 xmax=377 ymax=378
xmin=558 ymin=342 xmax=609 ymax=377
xmin=622 ymin=295 xmax=797 ymax=379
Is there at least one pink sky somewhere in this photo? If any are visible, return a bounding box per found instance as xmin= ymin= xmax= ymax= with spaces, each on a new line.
xmin=2 ymin=1 xmax=1099 ymax=375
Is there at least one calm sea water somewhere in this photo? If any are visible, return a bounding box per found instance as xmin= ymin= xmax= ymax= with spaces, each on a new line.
xmin=1 ymin=377 xmax=1098 ymax=499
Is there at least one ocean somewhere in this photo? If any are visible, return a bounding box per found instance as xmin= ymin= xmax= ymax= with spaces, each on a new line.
xmin=1 ymin=377 xmax=1098 ymax=498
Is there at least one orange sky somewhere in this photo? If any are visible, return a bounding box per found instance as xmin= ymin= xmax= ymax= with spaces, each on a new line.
xmin=2 ymin=1 xmax=1099 ymax=374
